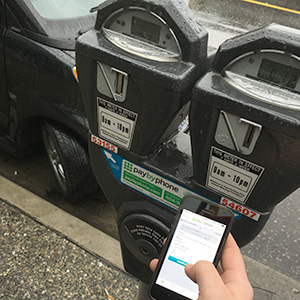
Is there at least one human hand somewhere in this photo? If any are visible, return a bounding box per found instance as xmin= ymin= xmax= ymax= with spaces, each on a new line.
xmin=150 ymin=234 xmax=253 ymax=300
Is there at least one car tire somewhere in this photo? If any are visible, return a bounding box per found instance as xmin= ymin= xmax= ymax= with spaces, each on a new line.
xmin=42 ymin=120 xmax=99 ymax=202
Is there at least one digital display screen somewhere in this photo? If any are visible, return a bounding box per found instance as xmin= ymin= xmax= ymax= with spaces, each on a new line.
xmin=155 ymin=209 xmax=226 ymax=300
xmin=258 ymin=59 xmax=300 ymax=89
xmin=131 ymin=16 xmax=161 ymax=44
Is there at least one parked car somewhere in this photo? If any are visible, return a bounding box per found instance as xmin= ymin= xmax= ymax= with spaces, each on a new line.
xmin=0 ymin=0 xmax=106 ymax=201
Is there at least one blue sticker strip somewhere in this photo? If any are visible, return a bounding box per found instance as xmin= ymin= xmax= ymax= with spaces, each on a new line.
xmin=102 ymin=149 xmax=242 ymax=219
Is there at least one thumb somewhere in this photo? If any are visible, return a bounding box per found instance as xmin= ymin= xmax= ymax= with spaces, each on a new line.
xmin=185 ymin=261 xmax=225 ymax=290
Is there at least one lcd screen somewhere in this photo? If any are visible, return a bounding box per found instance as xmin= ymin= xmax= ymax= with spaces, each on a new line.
xmin=258 ymin=59 xmax=300 ymax=89
xmin=131 ymin=16 xmax=161 ymax=44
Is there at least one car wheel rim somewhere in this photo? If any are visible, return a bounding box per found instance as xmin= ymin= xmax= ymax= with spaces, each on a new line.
xmin=45 ymin=132 xmax=67 ymax=190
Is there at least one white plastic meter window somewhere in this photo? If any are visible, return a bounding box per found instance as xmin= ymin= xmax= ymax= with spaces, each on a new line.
xmin=223 ymin=50 xmax=300 ymax=110
xmin=102 ymin=7 xmax=182 ymax=62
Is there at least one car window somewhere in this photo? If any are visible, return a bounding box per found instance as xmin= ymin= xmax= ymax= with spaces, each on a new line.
xmin=13 ymin=0 xmax=107 ymax=45
xmin=28 ymin=0 xmax=103 ymax=20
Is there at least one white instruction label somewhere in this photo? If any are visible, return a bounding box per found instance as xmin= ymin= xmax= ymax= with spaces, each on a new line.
xmin=97 ymin=98 xmax=137 ymax=150
xmin=207 ymin=147 xmax=264 ymax=204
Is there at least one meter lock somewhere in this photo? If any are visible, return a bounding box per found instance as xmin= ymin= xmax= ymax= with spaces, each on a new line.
xmin=215 ymin=111 xmax=262 ymax=155
xmin=97 ymin=63 xmax=128 ymax=102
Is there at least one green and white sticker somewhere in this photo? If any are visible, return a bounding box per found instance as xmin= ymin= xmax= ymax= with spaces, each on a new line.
xmin=103 ymin=150 xmax=242 ymax=219
xmin=121 ymin=160 xmax=195 ymax=209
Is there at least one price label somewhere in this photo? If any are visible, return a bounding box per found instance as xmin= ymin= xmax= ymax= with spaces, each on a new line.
xmin=207 ymin=147 xmax=264 ymax=203
xmin=221 ymin=198 xmax=260 ymax=221
xmin=97 ymin=98 xmax=138 ymax=150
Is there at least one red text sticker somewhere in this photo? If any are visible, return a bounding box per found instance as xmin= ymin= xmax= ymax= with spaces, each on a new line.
xmin=221 ymin=198 xmax=260 ymax=221
xmin=91 ymin=135 xmax=118 ymax=154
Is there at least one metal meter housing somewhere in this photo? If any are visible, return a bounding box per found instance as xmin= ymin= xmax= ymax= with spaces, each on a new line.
xmin=77 ymin=0 xmax=208 ymax=156
xmin=190 ymin=24 xmax=300 ymax=241
xmin=76 ymin=0 xmax=208 ymax=283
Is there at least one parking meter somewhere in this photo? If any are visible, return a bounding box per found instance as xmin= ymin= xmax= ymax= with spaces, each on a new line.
xmin=190 ymin=24 xmax=300 ymax=241
xmin=77 ymin=1 xmax=300 ymax=292
xmin=76 ymin=0 xmax=208 ymax=282
xmin=77 ymin=0 xmax=207 ymax=157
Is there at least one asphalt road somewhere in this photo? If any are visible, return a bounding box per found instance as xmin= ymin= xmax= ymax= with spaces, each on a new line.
xmin=1 ymin=0 xmax=300 ymax=283
xmin=190 ymin=0 xmax=300 ymax=30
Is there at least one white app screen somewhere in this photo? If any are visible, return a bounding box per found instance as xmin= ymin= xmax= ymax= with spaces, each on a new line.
xmin=156 ymin=209 xmax=226 ymax=299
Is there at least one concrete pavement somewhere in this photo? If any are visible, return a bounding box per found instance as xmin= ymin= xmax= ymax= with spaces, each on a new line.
xmin=1 ymin=175 xmax=299 ymax=299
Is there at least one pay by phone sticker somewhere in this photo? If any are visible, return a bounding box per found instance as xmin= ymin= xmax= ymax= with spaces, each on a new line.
xmin=102 ymin=149 xmax=201 ymax=210
xmin=121 ymin=160 xmax=194 ymax=210
xmin=97 ymin=98 xmax=138 ymax=150
xmin=102 ymin=150 xmax=246 ymax=220
xmin=207 ymin=147 xmax=264 ymax=204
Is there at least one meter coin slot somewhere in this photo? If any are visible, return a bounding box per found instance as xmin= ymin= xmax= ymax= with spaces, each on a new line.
xmin=97 ymin=63 xmax=128 ymax=102
xmin=112 ymin=67 xmax=128 ymax=98
xmin=240 ymin=119 xmax=262 ymax=149
xmin=215 ymin=111 xmax=262 ymax=155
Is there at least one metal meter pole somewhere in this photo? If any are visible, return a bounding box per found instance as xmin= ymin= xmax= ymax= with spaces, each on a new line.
xmin=138 ymin=282 xmax=152 ymax=300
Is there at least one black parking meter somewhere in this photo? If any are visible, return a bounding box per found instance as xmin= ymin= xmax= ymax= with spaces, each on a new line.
xmin=77 ymin=0 xmax=207 ymax=157
xmin=190 ymin=24 xmax=300 ymax=242
xmin=77 ymin=1 xmax=300 ymax=292
xmin=76 ymin=0 xmax=208 ymax=282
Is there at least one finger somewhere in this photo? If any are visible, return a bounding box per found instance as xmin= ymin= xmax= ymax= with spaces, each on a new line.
xmin=221 ymin=234 xmax=247 ymax=275
xmin=150 ymin=259 xmax=159 ymax=272
xmin=220 ymin=234 xmax=253 ymax=299
xmin=185 ymin=261 xmax=225 ymax=289
xmin=149 ymin=238 xmax=166 ymax=273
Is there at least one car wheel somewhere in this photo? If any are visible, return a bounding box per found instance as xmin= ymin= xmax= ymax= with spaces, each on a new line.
xmin=42 ymin=120 xmax=99 ymax=202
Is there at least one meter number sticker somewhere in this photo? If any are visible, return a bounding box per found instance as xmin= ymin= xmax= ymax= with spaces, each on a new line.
xmin=91 ymin=135 xmax=118 ymax=153
xmin=221 ymin=198 xmax=260 ymax=221
xmin=207 ymin=147 xmax=264 ymax=204
xmin=97 ymin=98 xmax=137 ymax=150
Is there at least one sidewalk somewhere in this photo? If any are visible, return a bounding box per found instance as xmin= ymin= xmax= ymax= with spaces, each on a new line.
xmin=1 ymin=176 xmax=299 ymax=299
xmin=0 ymin=199 xmax=138 ymax=299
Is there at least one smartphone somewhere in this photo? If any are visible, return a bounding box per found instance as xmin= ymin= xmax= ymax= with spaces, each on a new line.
xmin=149 ymin=195 xmax=234 ymax=300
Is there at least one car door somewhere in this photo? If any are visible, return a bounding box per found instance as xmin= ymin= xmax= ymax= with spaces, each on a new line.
xmin=0 ymin=0 xmax=9 ymax=130
xmin=4 ymin=0 xmax=38 ymax=132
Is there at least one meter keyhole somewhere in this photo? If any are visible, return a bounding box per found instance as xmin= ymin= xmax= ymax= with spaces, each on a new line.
xmin=140 ymin=246 xmax=150 ymax=256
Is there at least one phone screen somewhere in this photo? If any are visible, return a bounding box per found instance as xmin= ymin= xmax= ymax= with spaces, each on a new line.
xmin=154 ymin=209 xmax=227 ymax=300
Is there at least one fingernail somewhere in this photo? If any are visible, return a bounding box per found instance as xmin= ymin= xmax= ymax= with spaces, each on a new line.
xmin=185 ymin=263 xmax=193 ymax=271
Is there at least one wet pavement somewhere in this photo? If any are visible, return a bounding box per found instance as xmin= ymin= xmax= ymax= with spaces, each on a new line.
xmin=0 ymin=199 xmax=139 ymax=300
xmin=189 ymin=0 xmax=300 ymax=30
